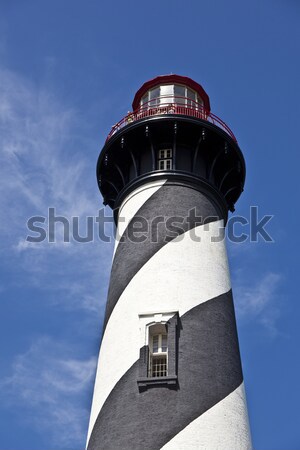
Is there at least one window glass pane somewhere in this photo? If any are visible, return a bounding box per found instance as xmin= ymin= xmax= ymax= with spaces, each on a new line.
xmin=152 ymin=335 xmax=159 ymax=353
xmin=159 ymin=149 xmax=172 ymax=159
xmin=152 ymin=356 xmax=167 ymax=377
xmin=149 ymin=87 xmax=160 ymax=107
xmin=158 ymin=159 xmax=172 ymax=170
xmin=187 ymin=88 xmax=197 ymax=108
xmin=149 ymin=87 xmax=160 ymax=99
xmin=162 ymin=335 xmax=168 ymax=352
xmin=160 ymin=85 xmax=174 ymax=105
xmin=187 ymin=88 xmax=195 ymax=99
xmin=160 ymin=85 xmax=173 ymax=96
xmin=141 ymin=94 xmax=148 ymax=106
xmin=174 ymin=85 xmax=185 ymax=97
xmin=148 ymin=325 xmax=169 ymax=378
xmin=186 ymin=88 xmax=193 ymax=107
xmin=174 ymin=85 xmax=186 ymax=105
xmin=196 ymin=94 xmax=203 ymax=105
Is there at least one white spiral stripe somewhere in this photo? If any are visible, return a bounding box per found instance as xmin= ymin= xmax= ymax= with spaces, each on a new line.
xmin=161 ymin=383 xmax=252 ymax=450
xmin=113 ymin=179 xmax=167 ymax=256
xmin=87 ymin=219 xmax=230 ymax=443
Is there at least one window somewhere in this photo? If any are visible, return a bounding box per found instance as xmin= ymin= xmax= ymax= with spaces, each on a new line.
xmin=140 ymin=85 xmax=203 ymax=109
xmin=158 ymin=149 xmax=172 ymax=159
xmin=149 ymin=87 xmax=160 ymax=107
xmin=174 ymin=84 xmax=186 ymax=105
xmin=157 ymin=148 xmax=172 ymax=171
xmin=186 ymin=87 xmax=196 ymax=108
xmin=149 ymin=327 xmax=168 ymax=377
xmin=152 ymin=357 xmax=167 ymax=377
xmin=158 ymin=160 xmax=172 ymax=170
xmin=137 ymin=311 xmax=178 ymax=390
xmin=141 ymin=93 xmax=148 ymax=106
xmin=160 ymin=84 xmax=173 ymax=104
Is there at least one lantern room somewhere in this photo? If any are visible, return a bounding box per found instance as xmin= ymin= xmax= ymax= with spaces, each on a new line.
xmin=132 ymin=74 xmax=211 ymax=112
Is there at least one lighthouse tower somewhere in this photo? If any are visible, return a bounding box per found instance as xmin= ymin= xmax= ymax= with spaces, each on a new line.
xmin=87 ymin=75 xmax=252 ymax=450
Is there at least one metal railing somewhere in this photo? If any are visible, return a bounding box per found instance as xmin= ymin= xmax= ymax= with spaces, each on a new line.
xmin=106 ymin=96 xmax=237 ymax=142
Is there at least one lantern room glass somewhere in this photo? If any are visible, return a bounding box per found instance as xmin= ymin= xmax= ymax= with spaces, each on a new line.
xmin=140 ymin=84 xmax=203 ymax=109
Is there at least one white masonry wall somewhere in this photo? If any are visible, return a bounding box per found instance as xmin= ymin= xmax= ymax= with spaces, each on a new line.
xmin=87 ymin=179 xmax=252 ymax=449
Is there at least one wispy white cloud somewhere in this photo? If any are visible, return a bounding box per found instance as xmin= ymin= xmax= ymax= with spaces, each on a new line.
xmin=234 ymin=271 xmax=283 ymax=335
xmin=0 ymin=66 xmax=114 ymax=312
xmin=0 ymin=67 xmax=110 ymax=448
xmin=0 ymin=67 xmax=96 ymax=237
xmin=1 ymin=337 xmax=96 ymax=448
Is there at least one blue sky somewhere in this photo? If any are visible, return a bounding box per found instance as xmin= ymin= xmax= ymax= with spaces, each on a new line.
xmin=0 ymin=0 xmax=299 ymax=449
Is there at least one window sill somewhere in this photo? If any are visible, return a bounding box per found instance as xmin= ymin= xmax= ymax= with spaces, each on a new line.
xmin=137 ymin=375 xmax=178 ymax=390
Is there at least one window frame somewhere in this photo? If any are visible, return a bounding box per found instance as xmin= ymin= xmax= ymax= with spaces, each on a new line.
xmin=157 ymin=148 xmax=173 ymax=171
xmin=137 ymin=312 xmax=179 ymax=391
xmin=148 ymin=326 xmax=168 ymax=378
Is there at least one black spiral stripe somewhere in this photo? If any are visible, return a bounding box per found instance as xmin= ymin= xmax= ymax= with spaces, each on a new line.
xmin=88 ymin=291 xmax=243 ymax=450
xmin=103 ymin=182 xmax=223 ymax=330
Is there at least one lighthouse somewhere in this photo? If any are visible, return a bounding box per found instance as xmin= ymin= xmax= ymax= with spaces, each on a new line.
xmin=86 ymin=75 xmax=252 ymax=449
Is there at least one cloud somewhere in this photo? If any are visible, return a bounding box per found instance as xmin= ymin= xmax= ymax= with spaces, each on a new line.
xmin=0 ymin=67 xmax=111 ymax=448
xmin=234 ymin=271 xmax=283 ymax=335
xmin=1 ymin=337 xmax=97 ymax=448
xmin=0 ymin=65 xmax=114 ymax=312
xmin=0 ymin=67 xmax=96 ymax=238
